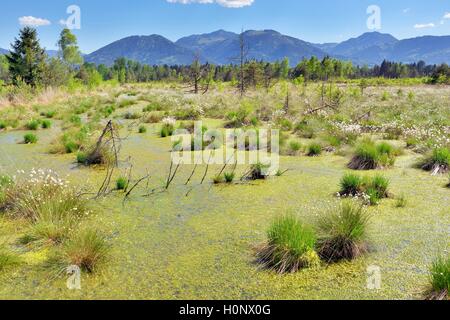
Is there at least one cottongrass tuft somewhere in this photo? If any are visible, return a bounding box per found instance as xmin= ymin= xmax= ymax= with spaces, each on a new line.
xmin=255 ymin=215 xmax=320 ymax=273
xmin=317 ymin=201 xmax=370 ymax=262
xmin=0 ymin=169 xmax=89 ymax=245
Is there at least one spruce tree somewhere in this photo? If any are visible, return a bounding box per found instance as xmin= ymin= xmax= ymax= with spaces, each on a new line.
xmin=7 ymin=27 xmax=46 ymax=86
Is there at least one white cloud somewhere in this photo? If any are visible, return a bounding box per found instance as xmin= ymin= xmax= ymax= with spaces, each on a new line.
xmin=18 ymin=16 xmax=51 ymax=27
xmin=414 ymin=23 xmax=435 ymax=29
xmin=402 ymin=8 xmax=410 ymax=14
xmin=444 ymin=12 xmax=450 ymax=19
xmin=166 ymin=0 xmax=254 ymax=8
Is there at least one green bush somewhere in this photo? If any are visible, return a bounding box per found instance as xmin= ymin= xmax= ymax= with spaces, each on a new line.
xmin=318 ymin=201 xmax=370 ymax=262
xmin=255 ymin=215 xmax=320 ymax=273
xmin=24 ymin=133 xmax=38 ymax=144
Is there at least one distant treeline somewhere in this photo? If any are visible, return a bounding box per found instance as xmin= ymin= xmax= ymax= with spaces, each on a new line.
xmin=90 ymin=56 xmax=450 ymax=85
xmin=1 ymin=26 xmax=450 ymax=91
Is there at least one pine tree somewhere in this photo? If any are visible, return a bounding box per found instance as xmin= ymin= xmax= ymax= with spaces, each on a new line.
xmin=7 ymin=27 xmax=46 ymax=86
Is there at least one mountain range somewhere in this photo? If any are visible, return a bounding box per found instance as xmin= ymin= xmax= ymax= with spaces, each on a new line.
xmin=2 ymin=30 xmax=450 ymax=66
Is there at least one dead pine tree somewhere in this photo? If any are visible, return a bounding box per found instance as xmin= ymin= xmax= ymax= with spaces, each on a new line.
xmin=283 ymin=88 xmax=290 ymax=114
xmin=93 ymin=121 xmax=122 ymax=198
xmin=236 ymin=29 xmax=249 ymax=97
xmin=186 ymin=54 xmax=212 ymax=94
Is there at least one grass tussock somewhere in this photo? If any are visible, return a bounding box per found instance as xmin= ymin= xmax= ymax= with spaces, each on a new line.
xmin=255 ymin=215 xmax=320 ymax=273
xmin=306 ymin=142 xmax=322 ymax=157
xmin=63 ymin=229 xmax=109 ymax=273
xmin=419 ymin=148 xmax=450 ymax=174
xmin=0 ymin=245 xmax=21 ymax=272
xmin=348 ymin=140 xmax=398 ymax=170
xmin=426 ymin=255 xmax=449 ymax=300
xmin=0 ymin=170 xmax=89 ymax=245
xmin=23 ymin=133 xmax=38 ymax=144
xmin=245 ymin=163 xmax=271 ymax=180
xmin=339 ymin=173 xmax=390 ymax=205
xmin=317 ymin=201 xmax=370 ymax=262
xmin=77 ymin=144 xmax=114 ymax=166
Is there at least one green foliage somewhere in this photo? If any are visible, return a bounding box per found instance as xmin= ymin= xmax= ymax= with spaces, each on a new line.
xmin=23 ymin=133 xmax=38 ymax=144
xmin=318 ymin=201 xmax=370 ymax=262
xmin=256 ymin=215 xmax=319 ymax=273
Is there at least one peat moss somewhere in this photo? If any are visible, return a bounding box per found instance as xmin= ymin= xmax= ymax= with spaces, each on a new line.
xmin=0 ymin=105 xmax=448 ymax=300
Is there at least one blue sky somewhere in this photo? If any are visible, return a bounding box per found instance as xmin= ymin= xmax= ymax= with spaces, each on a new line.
xmin=1 ymin=0 xmax=449 ymax=53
